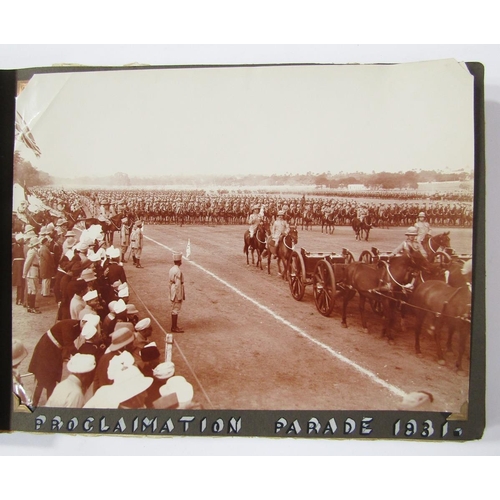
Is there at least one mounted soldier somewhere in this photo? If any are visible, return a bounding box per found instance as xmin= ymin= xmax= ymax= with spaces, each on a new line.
xmin=414 ymin=211 xmax=431 ymax=243
xmin=248 ymin=204 xmax=263 ymax=240
xmin=266 ymin=210 xmax=290 ymax=258
xmin=393 ymin=226 xmax=428 ymax=259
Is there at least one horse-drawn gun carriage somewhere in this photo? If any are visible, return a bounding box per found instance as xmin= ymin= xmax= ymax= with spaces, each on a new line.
xmin=288 ymin=247 xmax=356 ymax=316
xmin=358 ymin=246 xmax=393 ymax=265
xmin=440 ymin=247 xmax=473 ymax=265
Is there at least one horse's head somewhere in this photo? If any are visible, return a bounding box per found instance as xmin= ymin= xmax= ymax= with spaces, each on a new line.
xmin=259 ymin=220 xmax=271 ymax=235
xmin=435 ymin=231 xmax=451 ymax=249
xmin=388 ymin=248 xmax=432 ymax=284
xmin=288 ymin=226 xmax=298 ymax=245
xmin=403 ymin=245 xmax=433 ymax=273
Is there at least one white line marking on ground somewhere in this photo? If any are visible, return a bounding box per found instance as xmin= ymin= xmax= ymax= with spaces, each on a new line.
xmin=145 ymin=234 xmax=409 ymax=399
xmin=126 ymin=281 xmax=215 ymax=409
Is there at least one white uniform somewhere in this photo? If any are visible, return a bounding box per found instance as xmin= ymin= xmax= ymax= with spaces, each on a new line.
xmin=415 ymin=220 xmax=431 ymax=243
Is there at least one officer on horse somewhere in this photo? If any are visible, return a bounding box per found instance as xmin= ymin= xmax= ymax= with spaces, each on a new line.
xmin=393 ymin=226 xmax=428 ymax=259
xmin=266 ymin=210 xmax=290 ymax=258
xmin=248 ymin=204 xmax=264 ymax=240
xmin=415 ymin=211 xmax=432 ymax=243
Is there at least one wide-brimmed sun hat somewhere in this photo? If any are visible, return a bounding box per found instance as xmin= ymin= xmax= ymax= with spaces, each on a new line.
xmin=159 ymin=375 xmax=193 ymax=405
xmin=107 ymin=327 xmax=135 ymax=352
xmin=12 ymin=339 xmax=28 ymax=366
xmin=67 ymin=353 xmax=96 ymax=374
xmin=405 ymin=226 xmax=419 ymax=236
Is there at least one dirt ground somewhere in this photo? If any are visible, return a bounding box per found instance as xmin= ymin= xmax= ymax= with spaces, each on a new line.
xmin=13 ymin=222 xmax=473 ymax=413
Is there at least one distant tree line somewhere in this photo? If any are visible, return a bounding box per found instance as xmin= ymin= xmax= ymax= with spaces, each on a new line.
xmin=13 ymin=151 xmax=51 ymax=187
xmin=20 ymin=155 xmax=472 ymax=190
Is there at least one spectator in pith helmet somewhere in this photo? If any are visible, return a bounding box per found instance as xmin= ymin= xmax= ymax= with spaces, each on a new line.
xmin=147 ymin=360 xmax=176 ymax=408
xmin=70 ymin=279 xmax=88 ymax=320
xmin=78 ymin=289 xmax=101 ymax=320
xmin=159 ymin=375 xmax=194 ymax=409
xmin=132 ymin=317 xmax=153 ymax=366
xmin=46 ymin=353 xmax=96 ymax=408
xmin=78 ymin=321 xmax=106 ymax=364
xmin=93 ymin=327 xmax=136 ymax=392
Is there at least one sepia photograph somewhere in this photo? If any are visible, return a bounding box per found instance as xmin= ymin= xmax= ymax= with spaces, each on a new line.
xmin=8 ymin=59 xmax=483 ymax=438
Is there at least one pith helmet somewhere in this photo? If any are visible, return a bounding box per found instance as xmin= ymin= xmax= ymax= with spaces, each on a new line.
xmin=405 ymin=226 xmax=419 ymax=236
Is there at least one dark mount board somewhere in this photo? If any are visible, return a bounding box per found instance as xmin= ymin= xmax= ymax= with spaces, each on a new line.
xmin=0 ymin=62 xmax=485 ymax=440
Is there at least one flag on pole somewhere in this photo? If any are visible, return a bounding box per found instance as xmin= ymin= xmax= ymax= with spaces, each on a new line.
xmin=15 ymin=112 xmax=41 ymax=158
xmin=186 ymin=239 xmax=191 ymax=260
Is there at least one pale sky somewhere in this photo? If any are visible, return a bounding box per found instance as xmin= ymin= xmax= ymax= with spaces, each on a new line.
xmin=15 ymin=59 xmax=475 ymax=179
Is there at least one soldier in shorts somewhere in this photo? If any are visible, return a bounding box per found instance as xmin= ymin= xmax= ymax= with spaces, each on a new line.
xmin=169 ymin=252 xmax=185 ymax=333
xmin=130 ymin=221 xmax=144 ymax=268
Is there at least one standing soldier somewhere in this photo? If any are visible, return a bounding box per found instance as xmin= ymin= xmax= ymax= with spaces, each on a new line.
xmin=130 ymin=221 xmax=144 ymax=268
xmin=120 ymin=216 xmax=130 ymax=263
xmin=169 ymin=252 xmax=185 ymax=333
xmin=39 ymin=236 xmax=55 ymax=297
xmin=12 ymin=234 xmax=25 ymax=306
xmin=23 ymin=237 xmax=42 ymax=314
xmin=414 ymin=211 xmax=431 ymax=243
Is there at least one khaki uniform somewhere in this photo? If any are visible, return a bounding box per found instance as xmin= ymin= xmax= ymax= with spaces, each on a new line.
xmin=169 ymin=264 xmax=185 ymax=315
xmin=393 ymin=239 xmax=428 ymax=258
xmin=271 ymin=218 xmax=289 ymax=244
xmin=130 ymin=227 xmax=143 ymax=259
xmin=248 ymin=212 xmax=262 ymax=237
xmin=415 ymin=220 xmax=431 ymax=243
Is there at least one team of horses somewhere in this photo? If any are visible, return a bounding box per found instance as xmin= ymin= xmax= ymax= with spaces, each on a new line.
xmin=244 ymin=223 xmax=472 ymax=376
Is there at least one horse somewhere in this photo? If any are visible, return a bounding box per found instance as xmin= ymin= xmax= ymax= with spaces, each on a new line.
xmin=244 ymin=221 xmax=270 ymax=270
xmin=421 ymin=232 xmax=451 ymax=263
xmin=341 ymin=247 xmax=432 ymax=344
xmin=63 ymin=207 xmax=87 ymax=230
xmin=12 ymin=209 xmax=54 ymax=235
xmin=352 ymin=215 xmax=373 ymax=241
xmin=444 ymin=259 xmax=472 ymax=288
xmin=409 ymin=280 xmax=471 ymax=375
xmin=301 ymin=209 xmax=313 ymax=231
xmin=266 ymin=226 xmax=298 ymax=279
xmin=321 ymin=212 xmax=336 ymax=234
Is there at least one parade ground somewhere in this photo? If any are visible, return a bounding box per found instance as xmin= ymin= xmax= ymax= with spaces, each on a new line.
xmin=13 ymin=223 xmax=473 ymax=413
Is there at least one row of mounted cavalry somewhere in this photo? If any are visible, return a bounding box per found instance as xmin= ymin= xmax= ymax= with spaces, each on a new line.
xmin=244 ymin=222 xmax=472 ymax=376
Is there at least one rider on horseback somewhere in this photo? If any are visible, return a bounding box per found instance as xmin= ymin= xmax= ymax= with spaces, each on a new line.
xmin=393 ymin=226 xmax=428 ymax=259
xmin=357 ymin=203 xmax=368 ymax=223
xmin=414 ymin=211 xmax=432 ymax=243
xmin=248 ymin=204 xmax=263 ymax=239
xmin=266 ymin=210 xmax=289 ymax=259
xmin=392 ymin=226 xmax=428 ymax=290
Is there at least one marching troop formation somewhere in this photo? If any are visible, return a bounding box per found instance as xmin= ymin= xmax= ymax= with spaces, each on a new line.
xmin=27 ymin=187 xmax=473 ymax=229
